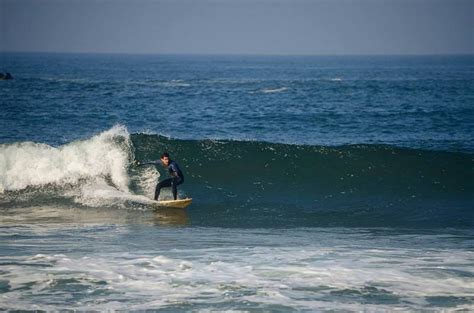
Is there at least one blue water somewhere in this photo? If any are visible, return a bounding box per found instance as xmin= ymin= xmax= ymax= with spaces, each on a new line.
xmin=2 ymin=53 xmax=473 ymax=151
xmin=0 ymin=53 xmax=473 ymax=311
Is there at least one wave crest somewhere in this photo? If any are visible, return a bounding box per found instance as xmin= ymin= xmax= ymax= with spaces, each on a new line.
xmin=0 ymin=125 xmax=132 ymax=193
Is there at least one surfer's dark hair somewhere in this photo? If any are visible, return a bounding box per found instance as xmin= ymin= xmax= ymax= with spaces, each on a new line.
xmin=161 ymin=152 xmax=170 ymax=159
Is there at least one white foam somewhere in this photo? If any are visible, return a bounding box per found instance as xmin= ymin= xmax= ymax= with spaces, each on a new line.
xmin=150 ymin=80 xmax=190 ymax=87
xmin=135 ymin=166 xmax=160 ymax=199
xmin=2 ymin=243 xmax=473 ymax=311
xmin=259 ymin=87 xmax=288 ymax=94
xmin=74 ymin=178 xmax=153 ymax=207
xmin=0 ymin=125 xmax=132 ymax=194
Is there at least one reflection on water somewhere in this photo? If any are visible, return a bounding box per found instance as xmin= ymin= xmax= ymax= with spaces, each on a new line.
xmin=151 ymin=208 xmax=189 ymax=226
xmin=0 ymin=205 xmax=189 ymax=226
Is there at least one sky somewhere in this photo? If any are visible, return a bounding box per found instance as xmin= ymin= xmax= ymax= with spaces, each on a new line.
xmin=1 ymin=0 xmax=473 ymax=55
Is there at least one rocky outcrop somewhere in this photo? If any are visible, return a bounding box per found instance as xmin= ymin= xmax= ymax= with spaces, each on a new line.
xmin=0 ymin=72 xmax=13 ymax=80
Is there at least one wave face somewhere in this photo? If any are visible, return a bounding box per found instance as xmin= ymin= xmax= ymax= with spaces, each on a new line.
xmin=132 ymin=134 xmax=473 ymax=228
xmin=1 ymin=127 xmax=472 ymax=228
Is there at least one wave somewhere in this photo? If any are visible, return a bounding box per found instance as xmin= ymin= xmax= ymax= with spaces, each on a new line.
xmin=258 ymin=87 xmax=288 ymax=93
xmin=132 ymin=133 xmax=473 ymax=227
xmin=139 ymin=79 xmax=191 ymax=87
xmin=1 ymin=126 xmax=472 ymax=227
xmin=0 ymin=126 xmax=155 ymax=210
xmin=0 ymin=125 xmax=132 ymax=193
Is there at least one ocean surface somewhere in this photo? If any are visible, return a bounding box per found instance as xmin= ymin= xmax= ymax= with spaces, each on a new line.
xmin=0 ymin=53 xmax=473 ymax=311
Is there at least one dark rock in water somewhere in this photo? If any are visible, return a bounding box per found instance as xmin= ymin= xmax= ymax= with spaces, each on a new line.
xmin=0 ymin=72 xmax=13 ymax=80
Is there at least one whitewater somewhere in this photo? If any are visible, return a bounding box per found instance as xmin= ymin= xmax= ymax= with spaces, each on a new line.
xmin=0 ymin=126 xmax=132 ymax=193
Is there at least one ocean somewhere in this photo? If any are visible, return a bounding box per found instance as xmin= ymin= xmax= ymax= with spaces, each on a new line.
xmin=1 ymin=53 xmax=473 ymax=311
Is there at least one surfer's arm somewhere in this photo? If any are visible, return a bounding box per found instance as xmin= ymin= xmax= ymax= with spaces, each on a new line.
xmin=170 ymin=170 xmax=178 ymax=177
xmin=168 ymin=162 xmax=181 ymax=177
xmin=134 ymin=160 xmax=160 ymax=167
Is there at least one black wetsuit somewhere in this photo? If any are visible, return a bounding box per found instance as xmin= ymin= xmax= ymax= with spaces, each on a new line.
xmin=154 ymin=160 xmax=184 ymax=200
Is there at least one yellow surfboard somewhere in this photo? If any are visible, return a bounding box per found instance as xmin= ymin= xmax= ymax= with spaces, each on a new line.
xmin=150 ymin=198 xmax=192 ymax=209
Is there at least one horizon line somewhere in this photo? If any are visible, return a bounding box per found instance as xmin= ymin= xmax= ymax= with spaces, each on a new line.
xmin=1 ymin=50 xmax=473 ymax=58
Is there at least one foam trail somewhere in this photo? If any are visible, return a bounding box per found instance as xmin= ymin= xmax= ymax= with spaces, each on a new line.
xmin=0 ymin=125 xmax=132 ymax=193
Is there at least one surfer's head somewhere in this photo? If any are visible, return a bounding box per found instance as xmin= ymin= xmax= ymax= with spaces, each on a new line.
xmin=160 ymin=152 xmax=170 ymax=166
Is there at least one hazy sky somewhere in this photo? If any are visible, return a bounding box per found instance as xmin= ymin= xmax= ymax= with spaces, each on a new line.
xmin=1 ymin=0 xmax=473 ymax=55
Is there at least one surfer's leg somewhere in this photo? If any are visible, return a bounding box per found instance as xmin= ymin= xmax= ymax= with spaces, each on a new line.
xmin=154 ymin=178 xmax=172 ymax=200
xmin=171 ymin=177 xmax=184 ymax=200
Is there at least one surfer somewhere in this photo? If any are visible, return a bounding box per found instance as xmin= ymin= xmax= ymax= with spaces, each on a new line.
xmin=135 ymin=152 xmax=184 ymax=201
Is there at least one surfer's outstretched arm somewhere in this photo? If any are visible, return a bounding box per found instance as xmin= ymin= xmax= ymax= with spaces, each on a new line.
xmin=133 ymin=160 xmax=160 ymax=167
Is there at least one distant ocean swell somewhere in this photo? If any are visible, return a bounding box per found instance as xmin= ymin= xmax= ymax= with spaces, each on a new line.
xmin=1 ymin=126 xmax=472 ymax=228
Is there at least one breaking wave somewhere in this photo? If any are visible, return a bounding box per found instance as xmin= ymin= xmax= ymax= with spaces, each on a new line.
xmin=1 ymin=126 xmax=472 ymax=228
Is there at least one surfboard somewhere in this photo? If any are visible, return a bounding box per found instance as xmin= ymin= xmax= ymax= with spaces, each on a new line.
xmin=149 ymin=198 xmax=192 ymax=209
